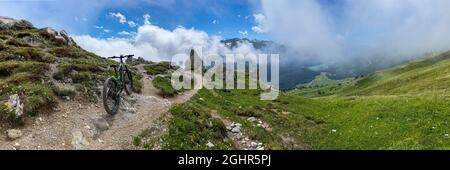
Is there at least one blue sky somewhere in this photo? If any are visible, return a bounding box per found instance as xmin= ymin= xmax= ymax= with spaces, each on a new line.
xmin=0 ymin=0 xmax=268 ymax=40
xmin=96 ymin=0 xmax=264 ymax=39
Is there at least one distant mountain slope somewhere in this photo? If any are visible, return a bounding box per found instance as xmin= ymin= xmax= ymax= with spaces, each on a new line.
xmin=289 ymin=51 xmax=450 ymax=97
xmin=288 ymin=73 xmax=354 ymax=97
xmin=336 ymin=51 xmax=450 ymax=96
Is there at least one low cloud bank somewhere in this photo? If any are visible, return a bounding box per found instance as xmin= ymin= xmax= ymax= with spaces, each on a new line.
xmin=74 ymin=21 xmax=260 ymax=62
xmin=258 ymin=0 xmax=450 ymax=71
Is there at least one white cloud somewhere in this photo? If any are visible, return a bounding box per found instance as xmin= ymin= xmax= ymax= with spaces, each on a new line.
xmin=238 ymin=30 xmax=248 ymax=37
xmin=74 ymin=21 xmax=260 ymax=62
xmin=143 ymin=14 xmax=151 ymax=25
xmin=251 ymin=13 xmax=268 ymax=33
xmin=118 ymin=31 xmax=133 ymax=36
xmin=127 ymin=21 xmax=137 ymax=27
xmin=103 ymin=29 xmax=111 ymax=33
xmin=94 ymin=25 xmax=104 ymax=29
xmin=109 ymin=12 xmax=127 ymax=24
xmin=212 ymin=20 xmax=217 ymax=24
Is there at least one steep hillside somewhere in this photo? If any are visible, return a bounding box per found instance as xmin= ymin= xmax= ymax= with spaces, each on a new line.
xmin=0 ymin=16 xmax=142 ymax=126
xmin=336 ymin=51 xmax=450 ymax=96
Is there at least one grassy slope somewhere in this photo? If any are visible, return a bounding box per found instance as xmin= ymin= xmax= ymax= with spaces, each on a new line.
xmin=0 ymin=26 xmax=143 ymax=125
xmin=150 ymin=51 xmax=450 ymax=150
xmin=336 ymin=51 xmax=450 ymax=96
xmin=303 ymin=51 xmax=450 ymax=149
xmin=288 ymin=73 xmax=354 ymax=97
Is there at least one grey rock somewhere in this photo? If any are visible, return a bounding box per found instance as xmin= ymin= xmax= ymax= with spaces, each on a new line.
xmin=206 ymin=141 xmax=214 ymax=148
xmin=94 ymin=118 xmax=109 ymax=131
xmin=234 ymin=133 xmax=242 ymax=140
xmin=5 ymin=94 xmax=24 ymax=117
xmin=247 ymin=117 xmax=257 ymax=122
xmin=0 ymin=16 xmax=33 ymax=29
xmin=54 ymin=35 xmax=67 ymax=44
xmin=42 ymin=27 xmax=58 ymax=37
xmin=71 ymin=131 xmax=89 ymax=149
xmin=226 ymin=125 xmax=232 ymax=130
xmin=206 ymin=121 xmax=213 ymax=128
xmin=231 ymin=126 xmax=241 ymax=133
xmin=6 ymin=129 xmax=22 ymax=140
xmin=59 ymin=30 xmax=69 ymax=40
xmin=250 ymin=141 xmax=258 ymax=148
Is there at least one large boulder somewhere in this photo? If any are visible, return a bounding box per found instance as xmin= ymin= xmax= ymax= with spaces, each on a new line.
xmin=42 ymin=27 xmax=58 ymax=37
xmin=0 ymin=16 xmax=33 ymax=29
xmin=39 ymin=28 xmax=78 ymax=46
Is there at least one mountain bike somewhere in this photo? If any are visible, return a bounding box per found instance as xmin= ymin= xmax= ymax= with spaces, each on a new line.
xmin=103 ymin=54 xmax=134 ymax=115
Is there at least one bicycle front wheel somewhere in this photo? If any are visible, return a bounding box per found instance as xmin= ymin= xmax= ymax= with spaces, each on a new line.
xmin=103 ymin=77 xmax=120 ymax=115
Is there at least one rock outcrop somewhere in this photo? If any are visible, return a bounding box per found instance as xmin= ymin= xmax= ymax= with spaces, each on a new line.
xmin=0 ymin=16 xmax=34 ymax=29
xmin=3 ymin=94 xmax=24 ymax=118
xmin=41 ymin=27 xmax=78 ymax=47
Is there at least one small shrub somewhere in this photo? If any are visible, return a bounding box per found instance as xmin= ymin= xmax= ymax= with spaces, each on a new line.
xmin=0 ymin=61 xmax=48 ymax=76
xmin=0 ymin=34 xmax=9 ymax=40
xmin=131 ymin=71 xmax=143 ymax=93
xmin=11 ymin=82 xmax=55 ymax=116
xmin=0 ymin=42 xmax=8 ymax=50
xmin=6 ymin=38 xmax=30 ymax=47
xmin=0 ymin=102 xmax=24 ymax=126
xmin=234 ymin=106 xmax=260 ymax=117
xmin=50 ymin=47 xmax=88 ymax=59
xmin=133 ymin=136 xmax=142 ymax=146
xmin=162 ymin=103 xmax=234 ymax=149
xmin=211 ymin=118 xmax=227 ymax=138
xmin=143 ymin=62 xmax=177 ymax=75
xmin=153 ymin=76 xmax=177 ymax=97
xmin=52 ymin=85 xmax=76 ymax=97
xmin=14 ymin=47 xmax=55 ymax=62
xmin=71 ymin=72 xmax=92 ymax=83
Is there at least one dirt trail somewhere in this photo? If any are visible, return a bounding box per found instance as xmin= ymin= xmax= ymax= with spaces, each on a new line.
xmin=0 ymin=64 xmax=198 ymax=150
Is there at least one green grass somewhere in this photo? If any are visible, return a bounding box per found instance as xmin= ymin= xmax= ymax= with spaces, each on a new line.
xmin=51 ymin=85 xmax=76 ymax=98
xmin=161 ymin=101 xmax=235 ymax=150
xmin=143 ymin=62 xmax=175 ymax=76
xmin=288 ymin=73 xmax=354 ymax=97
xmin=130 ymin=70 xmax=143 ymax=93
xmin=152 ymin=76 xmax=177 ymax=97
xmin=336 ymin=51 xmax=450 ymax=96
xmin=161 ymin=88 xmax=450 ymax=150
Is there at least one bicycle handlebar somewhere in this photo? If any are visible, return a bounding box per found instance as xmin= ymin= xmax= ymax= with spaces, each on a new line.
xmin=108 ymin=54 xmax=134 ymax=59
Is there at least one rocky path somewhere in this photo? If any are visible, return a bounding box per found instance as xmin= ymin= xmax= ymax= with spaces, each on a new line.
xmin=0 ymin=65 xmax=198 ymax=150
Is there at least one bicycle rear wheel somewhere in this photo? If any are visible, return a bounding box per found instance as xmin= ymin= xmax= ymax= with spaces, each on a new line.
xmin=103 ymin=77 xmax=120 ymax=115
xmin=124 ymin=69 xmax=133 ymax=95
